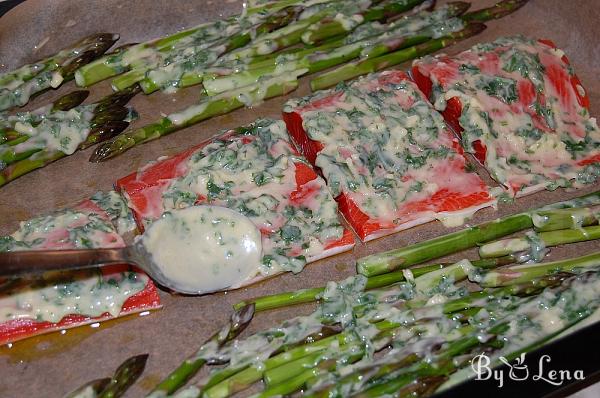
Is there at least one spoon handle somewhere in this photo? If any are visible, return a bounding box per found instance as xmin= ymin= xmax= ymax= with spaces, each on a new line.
xmin=0 ymin=247 xmax=133 ymax=277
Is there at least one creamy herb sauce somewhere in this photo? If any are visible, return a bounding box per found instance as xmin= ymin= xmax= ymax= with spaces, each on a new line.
xmin=285 ymin=71 xmax=492 ymax=239
xmin=137 ymin=119 xmax=346 ymax=275
xmin=414 ymin=36 xmax=600 ymax=196
xmin=190 ymin=265 xmax=600 ymax=397
xmin=0 ymin=104 xmax=96 ymax=160
xmin=142 ymin=205 xmax=262 ymax=293
xmin=90 ymin=190 xmax=137 ymax=235
xmin=0 ymin=34 xmax=119 ymax=110
xmin=81 ymin=6 xmax=275 ymax=93
xmin=0 ymin=200 xmax=147 ymax=323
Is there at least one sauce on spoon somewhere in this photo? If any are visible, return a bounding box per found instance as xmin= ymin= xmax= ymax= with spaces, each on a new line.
xmin=141 ymin=205 xmax=262 ymax=294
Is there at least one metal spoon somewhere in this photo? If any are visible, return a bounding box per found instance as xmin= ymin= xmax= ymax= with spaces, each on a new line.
xmin=0 ymin=241 xmax=181 ymax=290
xmin=0 ymin=206 xmax=263 ymax=295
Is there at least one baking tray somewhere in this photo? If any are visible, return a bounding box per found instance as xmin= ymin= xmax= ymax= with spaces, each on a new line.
xmin=0 ymin=0 xmax=599 ymax=396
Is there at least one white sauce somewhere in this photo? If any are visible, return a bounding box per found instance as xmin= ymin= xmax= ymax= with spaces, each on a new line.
xmin=142 ymin=206 xmax=262 ymax=294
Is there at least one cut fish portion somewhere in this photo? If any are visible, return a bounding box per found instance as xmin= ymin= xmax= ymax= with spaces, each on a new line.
xmin=412 ymin=36 xmax=600 ymax=197
xmin=284 ymin=70 xmax=494 ymax=241
xmin=0 ymin=198 xmax=161 ymax=345
xmin=116 ymin=119 xmax=354 ymax=285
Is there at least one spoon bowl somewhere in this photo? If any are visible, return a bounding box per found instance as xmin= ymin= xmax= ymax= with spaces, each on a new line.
xmin=0 ymin=206 xmax=263 ymax=295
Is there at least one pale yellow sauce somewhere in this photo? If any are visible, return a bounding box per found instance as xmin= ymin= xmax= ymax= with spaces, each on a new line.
xmin=142 ymin=205 xmax=262 ymax=294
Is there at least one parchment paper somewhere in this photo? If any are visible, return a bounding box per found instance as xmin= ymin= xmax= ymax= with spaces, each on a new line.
xmin=0 ymin=1 xmax=599 ymax=397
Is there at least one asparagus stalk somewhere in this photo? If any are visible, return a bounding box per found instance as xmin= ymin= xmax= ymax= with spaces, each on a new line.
xmin=155 ymin=264 xmax=598 ymax=398
xmin=461 ymin=0 xmax=529 ymax=22
xmin=480 ymin=251 xmax=600 ymax=287
xmin=0 ymin=33 xmax=118 ymax=90
xmin=114 ymin=6 xmax=306 ymax=93
xmin=97 ymin=354 xmax=149 ymax=398
xmin=79 ymin=0 xmax=334 ymax=89
xmin=358 ymin=274 xmax=597 ymax=398
xmin=90 ymin=73 xmax=300 ymax=162
xmin=357 ymin=192 xmax=600 ymax=277
xmin=223 ymin=0 xmax=392 ymax=62
xmin=244 ymin=0 xmax=335 ymax=16
xmin=0 ymin=34 xmax=118 ymax=111
xmin=203 ymin=2 xmax=472 ymax=96
xmin=52 ymin=90 xmax=90 ymax=111
xmin=532 ymin=206 xmax=599 ymax=231
xmin=311 ymin=22 xmax=486 ymax=90
xmin=218 ymin=10 xmax=333 ymax=62
xmin=310 ymin=0 xmax=530 ymax=90
xmin=262 ymin=290 xmax=549 ymax=398
xmin=233 ymin=256 xmax=515 ymax=312
xmin=300 ymin=0 xmax=428 ymax=45
xmin=0 ymin=87 xmax=137 ymax=186
xmin=350 ymin=324 xmax=509 ymax=398
xmin=203 ymin=27 xmax=447 ymax=96
xmin=74 ymin=16 xmax=240 ymax=87
xmin=479 ymin=225 xmax=600 ymax=258
xmin=202 ymin=314 xmax=448 ymax=398
xmin=0 ymin=121 xmax=130 ymax=180
xmin=205 ymin=283 xmax=531 ymax=398
xmin=148 ymin=304 xmax=255 ymax=396
xmin=306 ymin=275 xmax=570 ymax=398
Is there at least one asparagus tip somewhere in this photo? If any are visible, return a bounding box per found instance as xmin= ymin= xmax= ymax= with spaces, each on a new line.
xmin=459 ymin=22 xmax=487 ymax=38
xmin=232 ymin=303 xmax=255 ymax=330
xmin=89 ymin=139 xmax=123 ymax=162
xmin=447 ymin=1 xmax=472 ymax=17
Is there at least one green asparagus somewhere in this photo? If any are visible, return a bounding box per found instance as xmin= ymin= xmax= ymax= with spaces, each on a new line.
xmin=149 ymin=304 xmax=254 ymax=395
xmin=311 ymin=22 xmax=486 ymax=90
xmin=479 ymin=225 xmax=600 ymax=258
xmin=0 ymin=33 xmax=118 ymax=111
xmin=90 ymin=73 xmax=300 ymax=161
xmin=0 ymin=86 xmax=138 ymax=186
xmin=97 ymin=354 xmax=148 ymax=398
xmin=357 ymin=191 xmax=600 ymax=277
xmin=310 ymin=0 xmax=530 ymax=90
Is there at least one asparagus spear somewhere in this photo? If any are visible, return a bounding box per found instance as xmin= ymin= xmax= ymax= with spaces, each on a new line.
xmin=310 ymin=0 xmax=530 ymax=90
xmin=0 ymin=86 xmax=138 ymax=186
xmin=461 ymin=0 xmax=529 ymax=22
xmin=244 ymin=0 xmax=338 ymax=16
xmin=0 ymin=90 xmax=89 ymax=145
xmin=203 ymin=6 xmax=471 ymax=97
xmin=0 ymin=33 xmax=118 ymax=90
xmin=234 ymin=279 xmax=559 ymax=398
xmin=97 ymin=354 xmax=149 ymax=398
xmin=52 ymin=90 xmax=90 ymax=111
xmin=480 ymin=251 xmax=600 ymax=287
xmin=152 ymin=261 xmax=600 ymax=398
xmin=148 ymin=304 xmax=255 ymax=396
xmin=90 ymin=73 xmax=300 ymax=162
xmin=233 ymin=256 xmax=515 ymax=312
xmin=311 ymin=22 xmax=486 ymax=90
xmin=479 ymin=225 xmax=600 ymax=258
xmin=0 ymin=87 xmax=136 ymax=167
xmin=532 ymin=206 xmax=599 ymax=231
xmin=114 ymin=6 xmax=308 ymax=93
xmin=204 ymin=1 xmax=473 ymax=97
xmin=309 ymin=277 xmax=575 ymax=398
xmin=301 ymin=0 xmax=427 ymax=45
xmin=0 ymin=33 xmax=118 ymax=111
xmin=78 ymin=0 xmax=335 ymax=89
xmin=357 ymin=191 xmax=600 ymax=277
xmin=75 ymin=17 xmax=239 ymax=87
xmin=202 ymin=301 xmax=472 ymax=398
